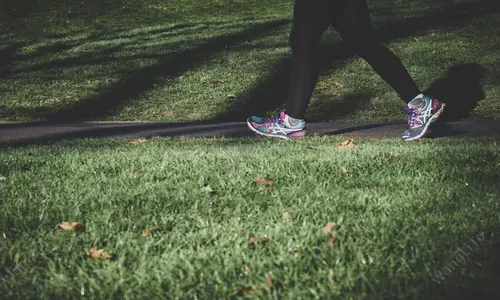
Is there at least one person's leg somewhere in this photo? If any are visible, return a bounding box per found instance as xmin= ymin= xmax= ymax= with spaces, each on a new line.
xmin=246 ymin=0 xmax=334 ymax=139
xmin=331 ymin=0 xmax=421 ymax=103
xmin=284 ymin=0 xmax=333 ymax=120
xmin=332 ymin=0 xmax=445 ymax=141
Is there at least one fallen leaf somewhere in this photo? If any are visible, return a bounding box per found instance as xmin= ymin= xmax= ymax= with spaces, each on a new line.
xmin=334 ymin=81 xmax=344 ymax=88
xmin=255 ymin=178 xmax=275 ymax=187
xmin=73 ymin=98 xmax=79 ymax=102
xmin=203 ymin=184 xmax=216 ymax=196
xmin=161 ymin=111 xmax=174 ymax=116
xmin=234 ymin=287 xmax=256 ymax=295
xmin=327 ymin=234 xmax=337 ymax=248
xmin=129 ymin=138 xmax=148 ymax=145
xmin=84 ymin=247 xmax=112 ymax=260
xmin=249 ymin=235 xmax=269 ymax=247
xmin=313 ymin=153 xmax=319 ymax=158
xmin=322 ymin=222 xmax=336 ymax=234
xmin=328 ymin=268 xmax=334 ymax=279
xmin=142 ymin=226 xmax=161 ymax=237
xmin=283 ymin=211 xmax=293 ymax=218
xmin=471 ymin=159 xmax=478 ymax=165
xmin=215 ymin=82 xmax=221 ymax=87
xmin=210 ymin=59 xmax=217 ymax=62
xmin=242 ymin=266 xmax=251 ymax=273
xmin=59 ymin=222 xmax=86 ymax=233
xmin=370 ymin=97 xmax=380 ymax=104
xmin=341 ymin=167 xmax=348 ymax=174
xmin=127 ymin=169 xmax=136 ymax=173
xmin=0 ymin=176 xmax=6 ymax=181
xmin=294 ymin=252 xmax=300 ymax=258
xmin=337 ymin=138 xmax=355 ymax=149
xmin=304 ymin=275 xmax=311 ymax=281
xmin=266 ymin=275 xmax=273 ymax=288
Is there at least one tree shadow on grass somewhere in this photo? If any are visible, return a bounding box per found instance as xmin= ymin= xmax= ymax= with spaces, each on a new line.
xmin=212 ymin=0 xmax=500 ymax=123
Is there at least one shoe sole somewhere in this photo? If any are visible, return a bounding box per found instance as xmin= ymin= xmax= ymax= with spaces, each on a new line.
xmin=404 ymin=103 xmax=446 ymax=142
xmin=246 ymin=119 xmax=305 ymax=140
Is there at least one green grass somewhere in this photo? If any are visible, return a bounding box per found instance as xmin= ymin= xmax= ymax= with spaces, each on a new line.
xmin=1 ymin=137 xmax=500 ymax=299
xmin=1 ymin=0 xmax=499 ymax=123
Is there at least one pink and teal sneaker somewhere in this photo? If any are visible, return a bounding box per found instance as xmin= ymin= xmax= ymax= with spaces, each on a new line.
xmin=403 ymin=95 xmax=446 ymax=141
xmin=247 ymin=110 xmax=307 ymax=139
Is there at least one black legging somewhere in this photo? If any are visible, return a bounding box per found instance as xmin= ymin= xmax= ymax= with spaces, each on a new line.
xmin=286 ymin=0 xmax=422 ymax=119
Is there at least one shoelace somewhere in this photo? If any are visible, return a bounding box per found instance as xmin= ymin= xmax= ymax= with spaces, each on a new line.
xmin=266 ymin=113 xmax=284 ymax=125
xmin=405 ymin=107 xmax=419 ymax=129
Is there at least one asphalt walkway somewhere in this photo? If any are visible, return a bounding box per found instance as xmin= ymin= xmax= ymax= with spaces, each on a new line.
xmin=1 ymin=121 xmax=499 ymax=146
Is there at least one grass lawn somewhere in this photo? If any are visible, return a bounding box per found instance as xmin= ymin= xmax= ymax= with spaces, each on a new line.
xmin=1 ymin=137 xmax=500 ymax=299
xmin=1 ymin=0 xmax=500 ymax=123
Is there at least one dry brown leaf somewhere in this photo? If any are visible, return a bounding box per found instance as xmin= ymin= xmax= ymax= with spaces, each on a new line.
xmin=129 ymin=138 xmax=148 ymax=145
xmin=322 ymin=222 xmax=336 ymax=234
xmin=313 ymin=153 xmax=320 ymax=158
xmin=203 ymin=184 xmax=216 ymax=196
xmin=242 ymin=266 xmax=251 ymax=273
xmin=266 ymin=275 xmax=274 ymax=288
xmin=142 ymin=226 xmax=161 ymax=237
xmin=59 ymin=222 xmax=86 ymax=233
xmin=234 ymin=287 xmax=256 ymax=296
xmin=161 ymin=111 xmax=174 ymax=116
xmin=328 ymin=268 xmax=334 ymax=279
xmin=283 ymin=211 xmax=293 ymax=218
xmin=370 ymin=97 xmax=380 ymax=104
xmin=341 ymin=167 xmax=348 ymax=174
xmin=127 ymin=169 xmax=136 ymax=173
xmin=255 ymin=178 xmax=275 ymax=187
xmin=73 ymin=98 xmax=79 ymax=102
xmin=85 ymin=247 xmax=112 ymax=260
xmin=327 ymin=234 xmax=337 ymax=248
xmin=294 ymin=252 xmax=300 ymax=258
xmin=337 ymin=138 xmax=355 ymax=149
xmin=334 ymin=81 xmax=344 ymax=88
xmin=249 ymin=235 xmax=269 ymax=247
xmin=471 ymin=159 xmax=478 ymax=165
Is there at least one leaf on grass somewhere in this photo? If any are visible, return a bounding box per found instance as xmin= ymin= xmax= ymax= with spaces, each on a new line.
xmin=322 ymin=222 xmax=336 ymax=234
xmin=294 ymin=252 xmax=300 ymax=258
xmin=328 ymin=268 xmax=334 ymax=279
xmin=255 ymin=178 xmax=275 ymax=187
xmin=266 ymin=275 xmax=273 ymax=288
xmin=471 ymin=159 xmax=478 ymax=165
xmin=73 ymin=98 xmax=79 ymax=102
xmin=129 ymin=138 xmax=148 ymax=145
xmin=249 ymin=235 xmax=269 ymax=247
xmin=127 ymin=169 xmax=136 ymax=173
xmin=234 ymin=287 xmax=256 ymax=296
xmin=334 ymin=81 xmax=344 ymax=88
xmin=341 ymin=167 xmax=348 ymax=174
xmin=0 ymin=175 xmax=6 ymax=181
xmin=242 ymin=266 xmax=251 ymax=274
xmin=83 ymin=247 xmax=112 ymax=260
xmin=337 ymin=138 xmax=355 ymax=149
xmin=370 ymin=97 xmax=380 ymax=104
xmin=203 ymin=184 xmax=216 ymax=196
xmin=313 ymin=153 xmax=320 ymax=158
xmin=142 ymin=226 xmax=161 ymax=237
xmin=327 ymin=234 xmax=337 ymax=248
xmin=161 ymin=111 xmax=174 ymax=116
xmin=59 ymin=222 xmax=86 ymax=233
xmin=283 ymin=211 xmax=293 ymax=218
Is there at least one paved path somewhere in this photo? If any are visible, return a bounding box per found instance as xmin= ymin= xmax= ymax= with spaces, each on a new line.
xmin=1 ymin=121 xmax=499 ymax=145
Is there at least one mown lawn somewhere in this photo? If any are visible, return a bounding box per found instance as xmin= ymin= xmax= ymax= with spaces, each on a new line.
xmin=1 ymin=137 xmax=500 ymax=299
xmin=1 ymin=0 xmax=499 ymax=123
